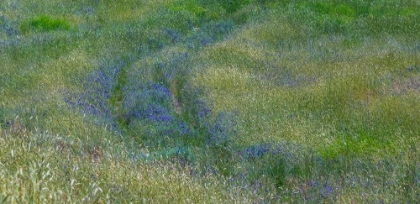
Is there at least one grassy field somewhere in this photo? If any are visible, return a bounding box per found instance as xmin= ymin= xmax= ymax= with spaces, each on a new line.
xmin=1 ymin=0 xmax=419 ymax=202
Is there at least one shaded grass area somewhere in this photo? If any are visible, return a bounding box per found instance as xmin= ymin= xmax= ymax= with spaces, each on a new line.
xmin=1 ymin=0 xmax=420 ymax=202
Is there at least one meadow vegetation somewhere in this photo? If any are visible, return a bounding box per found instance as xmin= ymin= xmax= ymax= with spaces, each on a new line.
xmin=1 ymin=0 xmax=419 ymax=202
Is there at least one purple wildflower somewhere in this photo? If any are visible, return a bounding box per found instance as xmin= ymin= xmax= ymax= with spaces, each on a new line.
xmin=243 ymin=143 xmax=272 ymax=159
xmin=145 ymin=106 xmax=171 ymax=122
xmin=320 ymin=181 xmax=333 ymax=198
xmin=205 ymin=111 xmax=237 ymax=146
xmin=176 ymin=122 xmax=190 ymax=135
xmin=79 ymin=6 xmax=95 ymax=15
xmin=163 ymin=28 xmax=181 ymax=43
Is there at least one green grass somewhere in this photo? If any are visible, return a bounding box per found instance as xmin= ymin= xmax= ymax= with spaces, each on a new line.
xmin=20 ymin=15 xmax=71 ymax=33
xmin=1 ymin=0 xmax=420 ymax=202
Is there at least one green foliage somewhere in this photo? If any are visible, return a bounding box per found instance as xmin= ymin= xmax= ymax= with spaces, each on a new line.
xmin=219 ymin=0 xmax=251 ymax=14
xmin=21 ymin=15 xmax=70 ymax=32
xmin=312 ymin=2 xmax=355 ymax=17
xmin=293 ymin=2 xmax=356 ymax=34
xmin=319 ymin=131 xmax=383 ymax=160
xmin=198 ymin=0 xmax=251 ymax=14
xmin=167 ymin=1 xmax=208 ymax=18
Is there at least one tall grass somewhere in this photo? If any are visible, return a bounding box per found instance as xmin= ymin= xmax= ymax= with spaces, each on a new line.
xmin=1 ymin=0 xmax=419 ymax=202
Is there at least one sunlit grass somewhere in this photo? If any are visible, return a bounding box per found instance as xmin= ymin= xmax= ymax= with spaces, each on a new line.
xmin=0 ymin=126 xmax=266 ymax=203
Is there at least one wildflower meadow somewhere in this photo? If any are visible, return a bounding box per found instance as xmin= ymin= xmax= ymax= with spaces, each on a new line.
xmin=1 ymin=0 xmax=419 ymax=203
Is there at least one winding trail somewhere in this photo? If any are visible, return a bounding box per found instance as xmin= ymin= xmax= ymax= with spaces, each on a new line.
xmin=170 ymin=80 xmax=182 ymax=114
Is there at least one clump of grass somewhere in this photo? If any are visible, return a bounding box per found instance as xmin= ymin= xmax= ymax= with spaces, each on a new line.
xmin=166 ymin=1 xmax=207 ymax=18
xmin=20 ymin=15 xmax=70 ymax=33
xmin=211 ymin=0 xmax=251 ymax=14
